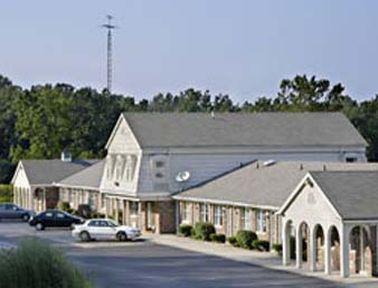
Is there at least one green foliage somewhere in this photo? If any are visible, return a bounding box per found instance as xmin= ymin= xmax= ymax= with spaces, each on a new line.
xmin=227 ymin=236 xmax=238 ymax=247
xmin=91 ymin=212 xmax=106 ymax=219
xmin=252 ymin=239 xmax=270 ymax=251
xmin=272 ymin=243 xmax=283 ymax=255
xmin=210 ymin=233 xmax=226 ymax=243
xmin=58 ymin=201 xmax=71 ymax=212
xmin=0 ymin=238 xmax=92 ymax=288
xmin=178 ymin=224 xmax=193 ymax=237
xmin=0 ymin=184 xmax=13 ymax=203
xmin=235 ymin=230 xmax=258 ymax=250
xmin=192 ymin=222 xmax=216 ymax=241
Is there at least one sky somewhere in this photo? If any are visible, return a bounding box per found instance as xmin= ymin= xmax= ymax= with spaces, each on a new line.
xmin=1 ymin=0 xmax=377 ymax=103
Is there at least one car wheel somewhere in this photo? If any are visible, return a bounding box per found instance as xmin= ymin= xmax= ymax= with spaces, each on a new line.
xmin=22 ymin=214 xmax=30 ymax=222
xmin=36 ymin=223 xmax=44 ymax=231
xmin=80 ymin=231 xmax=91 ymax=242
xmin=117 ymin=232 xmax=127 ymax=242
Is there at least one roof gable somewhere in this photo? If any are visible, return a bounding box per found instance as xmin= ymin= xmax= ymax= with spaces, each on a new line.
xmin=17 ymin=159 xmax=99 ymax=186
xmin=121 ymin=112 xmax=367 ymax=148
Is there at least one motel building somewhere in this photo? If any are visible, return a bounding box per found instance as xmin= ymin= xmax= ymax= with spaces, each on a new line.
xmin=11 ymin=112 xmax=378 ymax=278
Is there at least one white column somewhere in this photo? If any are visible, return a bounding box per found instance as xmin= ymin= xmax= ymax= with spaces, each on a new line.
xmin=325 ymin=227 xmax=331 ymax=275
xmin=309 ymin=228 xmax=317 ymax=272
xmin=340 ymin=224 xmax=350 ymax=278
xmin=296 ymin=226 xmax=303 ymax=269
xmin=282 ymin=222 xmax=290 ymax=266
xmin=175 ymin=201 xmax=180 ymax=235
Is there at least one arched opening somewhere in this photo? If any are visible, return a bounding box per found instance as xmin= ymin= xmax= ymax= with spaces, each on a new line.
xmin=297 ymin=222 xmax=310 ymax=269
xmin=313 ymin=224 xmax=325 ymax=271
xmin=283 ymin=220 xmax=296 ymax=265
xmin=349 ymin=225 xmax=372 ymax=276
xmin=328 ymin=226 xmax=340 ymax=273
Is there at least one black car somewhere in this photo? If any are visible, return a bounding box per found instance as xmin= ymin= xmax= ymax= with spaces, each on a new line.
xmin=0 ymin=203 xmax=34 ymax=221
xmin=29 ymin=209 xmax=84 ymax=230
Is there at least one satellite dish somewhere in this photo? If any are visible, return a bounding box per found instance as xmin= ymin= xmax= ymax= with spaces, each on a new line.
xmin=175 ymin=171 xmax=191 ymax=182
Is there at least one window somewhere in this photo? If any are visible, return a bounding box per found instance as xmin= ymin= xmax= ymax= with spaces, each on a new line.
xmin=155 ymin=161 xmax=165 ymax=168
xmin=257 ymin=210 xmax=267 ymax=233
xmin=88 ymin=220 xmax=99 ymax=227
xmin=130 ymin=201 xmax=139 ymax=217
xmin=56 ymin=213 xmax=65 ymax=219
xmin=200 ymin=203 xmax=209 ymax=222
xmin=45 ymin=212 xmax=54 ymax=218
xmin=240 ymin=208 xmax=252 ymax=230
xmin=346 ymin=157 xmax=357 ymax=163
xmin=182 ymin=202 xmax=191 ymax=223
xmin=214 ymin=206 xmax=223 ymax=226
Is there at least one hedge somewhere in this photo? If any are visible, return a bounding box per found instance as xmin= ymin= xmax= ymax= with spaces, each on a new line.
xmin=252 ymin=240 xmax=270 ymax=251
xmin=210 ymin=233 xmax=226 ymax=243
xmin=227 ymin=236 xmax=238 ymax=247
xmin=0 ymin=184 xmax=12 ymax=203
xmin=192 ymin=222 xmax=216 ymax=241
xmin=235 ymin=230 xmax=258 ymax=249
xmin=178 ymin=224 xmax=193 ymax=237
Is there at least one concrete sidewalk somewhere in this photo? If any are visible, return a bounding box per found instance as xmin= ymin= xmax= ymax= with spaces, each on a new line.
xmin=149 ymin=234 xmax=378 ymax=287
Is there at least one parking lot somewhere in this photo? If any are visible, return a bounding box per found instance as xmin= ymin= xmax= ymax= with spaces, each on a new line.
xmin=0 ymin=221 xmax=352 ymax=288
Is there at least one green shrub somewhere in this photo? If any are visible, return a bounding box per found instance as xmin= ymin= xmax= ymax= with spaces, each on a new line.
xmin=178 ymin=224 xmax=193 ymax=237
xmin=236 ymin=230 xmax=258 ymax=249
xmin=58 ymin=201 xmax=71 ymax=212
xmin=272 ymin=243 xmax=282 ymax=255
xmin=0 ymin=238 xmax=92 ymax=288
xmin=91 ymin=212 xmax=106 ymax=219
xmin=252 ymin=240 xmax=270 ymax=251
xmin=0 ymin=184 xmax=12 ymax=203
xmin=227 ymin=236 xmax=238 ymax=247
xmin=192 ymin=222 xmax=216 ymax=241
xmin=210 ymin=233 xmax=226 ymax=243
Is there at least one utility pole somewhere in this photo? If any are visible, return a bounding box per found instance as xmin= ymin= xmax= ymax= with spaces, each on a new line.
xmin=102 ymin=15 xmax=117 ymax=94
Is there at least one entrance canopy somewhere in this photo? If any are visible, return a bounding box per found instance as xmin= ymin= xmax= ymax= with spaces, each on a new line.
xmin=279 ymin=171 xmax=378 ymax=278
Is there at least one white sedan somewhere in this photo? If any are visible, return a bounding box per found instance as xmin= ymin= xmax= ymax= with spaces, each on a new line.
xmin=72 ymin=218 xmax=141 ymax=242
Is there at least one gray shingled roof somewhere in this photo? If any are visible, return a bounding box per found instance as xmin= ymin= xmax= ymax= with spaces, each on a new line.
xmin=123 ymin=112 xmax=367 ymax=148
xmin=174 ymin=161 xmax=378 ymax=209
xmin=19 ymin=159 xmax=99 ymax=185
xmin=310 ymin=171 xmax=378 ymax=220
xmin=56 ymin=160 xmax=105 ymax=190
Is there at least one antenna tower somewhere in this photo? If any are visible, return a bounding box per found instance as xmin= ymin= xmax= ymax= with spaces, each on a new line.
xmin=102 ymin=15 xmax=117 ymax=93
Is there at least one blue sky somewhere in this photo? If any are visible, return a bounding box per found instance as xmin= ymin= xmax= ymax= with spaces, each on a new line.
xmin=1 ymin=0 xmax=377 ymax=102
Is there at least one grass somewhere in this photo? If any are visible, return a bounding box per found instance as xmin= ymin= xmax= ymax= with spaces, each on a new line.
xmin=0 ymin=238 xmax=93 ymax=288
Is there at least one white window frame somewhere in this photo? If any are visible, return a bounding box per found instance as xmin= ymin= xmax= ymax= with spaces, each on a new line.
xmin=182 ymin=202 xmax=191 ymax=224
xmin=214 ymin=205 xmax=223 ymax=227
xmin=200 ymin=203 xmax=209 ymax=222
xmin=257 ymin=209 xmax=267 ymax=233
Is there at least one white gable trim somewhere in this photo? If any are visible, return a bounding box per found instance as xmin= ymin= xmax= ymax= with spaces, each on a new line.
xmin=104 ymin=114 xmax=141 ymax=150
xmin=278 ymin=172 xmax=342 ymax=220
xmin=11 ymin=161 xmax=30 ymax=186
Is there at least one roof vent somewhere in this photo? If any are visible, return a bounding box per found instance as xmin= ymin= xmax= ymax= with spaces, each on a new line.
xmin=263 ymin=160 xmax=276 ymax=167
xmin=61 ymin=150 xmax=72 ymax=162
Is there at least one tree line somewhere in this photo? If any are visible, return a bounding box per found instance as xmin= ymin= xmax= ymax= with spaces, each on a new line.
xmin=0 ymin=74 xmax=377 ymax=183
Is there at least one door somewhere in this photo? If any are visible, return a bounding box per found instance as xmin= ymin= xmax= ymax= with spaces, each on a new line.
xmin=55 ymin=212 xmax=69 ymax=227
xmin=97 ymin=220 xmax=116 ymax=240
xmin=43 ymin=211 xmax=55 ymax=227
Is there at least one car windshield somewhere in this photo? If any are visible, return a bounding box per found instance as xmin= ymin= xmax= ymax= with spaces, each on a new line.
xmin=107 ymin=219 xmax=119 ymax=227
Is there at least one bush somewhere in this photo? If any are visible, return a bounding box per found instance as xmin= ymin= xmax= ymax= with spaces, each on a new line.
xmin=210 ymin=233 xmax=226 ymax=243
xmin=178 ymin=224 xmax=193 ymax=237
xmin=235 ymin=230 xmax=258 ymax=249
xmin=0 ymin=184 xmax=12 ymax=203
xmin=192 ymin=222 xmax=216 ymax=241
xmin=58 ymin=201 xmax=71 ymax=212
xmin=252 ymin=240 xmax=270 ymax=251
xmin=0 ymin=238 xmax=92 ymax=288
xmin=272 ymin=244 xmax=282 ymax=255
xmin=227 ymin=236 xmax=238 ymax=247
